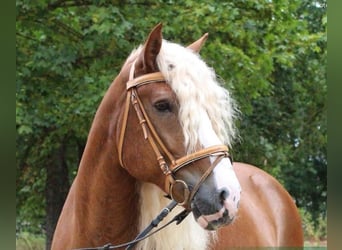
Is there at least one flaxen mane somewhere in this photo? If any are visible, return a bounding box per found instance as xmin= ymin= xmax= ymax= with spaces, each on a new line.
xmin=125 ymin=39 xmax=238 ymax=154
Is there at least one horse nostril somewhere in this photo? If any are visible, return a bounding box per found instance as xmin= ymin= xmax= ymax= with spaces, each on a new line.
xmin=219 ymin=188 xmax=230 ymax=203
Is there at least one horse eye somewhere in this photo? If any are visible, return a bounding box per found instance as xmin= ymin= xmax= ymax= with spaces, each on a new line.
xmin=154 ymin=101 xmax=172 ymax=112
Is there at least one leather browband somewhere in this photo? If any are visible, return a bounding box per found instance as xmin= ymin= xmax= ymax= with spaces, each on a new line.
xmin=126 ymin=72 xmax=166 ymax=90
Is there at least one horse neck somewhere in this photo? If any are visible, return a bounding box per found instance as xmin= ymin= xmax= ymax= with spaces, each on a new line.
xmin=72 ymin=79 xmax=140 ymax=244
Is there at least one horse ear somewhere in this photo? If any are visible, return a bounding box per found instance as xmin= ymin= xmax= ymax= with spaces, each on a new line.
xmin=187 ymin=33 xmax=209 ymax=53
xmin=136 ymin=23 xmax=163 ymax=75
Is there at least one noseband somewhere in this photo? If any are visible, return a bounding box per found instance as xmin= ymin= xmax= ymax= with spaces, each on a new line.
xmin=118 ymin=61 xmax=231 ymax=208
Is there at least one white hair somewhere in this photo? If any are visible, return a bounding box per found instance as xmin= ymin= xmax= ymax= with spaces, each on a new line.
xmin=156 ymin=40 xmax=238 ymax=153
xmin=125 ymin=39 xmax=238 ymax=153
xmin=137 ymin=183 xmax=216 ymax=250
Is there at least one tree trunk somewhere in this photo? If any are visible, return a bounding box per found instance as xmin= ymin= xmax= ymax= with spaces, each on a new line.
xmin=45 ymin=143 xmax=70 ymax=250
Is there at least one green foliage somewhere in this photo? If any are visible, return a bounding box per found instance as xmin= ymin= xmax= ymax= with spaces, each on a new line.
xmin=16 ymin=0 xmax=326 ymax=239
xmin=300 ymin=208 xmax=327 ymax=243
xmin=16 ymin=232 xmax=45 ymax=250
xmin=230 ymin=0 xmax=327 ymax=221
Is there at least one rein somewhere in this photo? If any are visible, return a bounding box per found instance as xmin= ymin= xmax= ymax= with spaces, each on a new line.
xmin=73 ymin=200 xmax=190 ymax=250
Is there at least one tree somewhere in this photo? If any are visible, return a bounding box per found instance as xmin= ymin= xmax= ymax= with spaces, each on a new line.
xmin=16 ymin=1 xmax=326 ymax=247
xmin=16 ymin=1 xmax=117 ymax=247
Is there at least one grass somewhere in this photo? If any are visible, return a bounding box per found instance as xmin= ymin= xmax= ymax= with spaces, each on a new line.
xmin=16 ymin=232 xmax=45 ymax=250
xmin=300 ymin=208 xmax=327 ymax=248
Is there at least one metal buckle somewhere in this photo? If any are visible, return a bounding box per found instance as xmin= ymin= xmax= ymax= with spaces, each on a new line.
xmin=169 ymin=179 xmax=190 ymax=206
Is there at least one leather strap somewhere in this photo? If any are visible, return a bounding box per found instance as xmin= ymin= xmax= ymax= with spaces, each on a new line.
xmin=127 ymin=72 xmax=166 ymax=90
xmin=171 ymin=145 xmax=228 ymax=173
xmin=118 ymin=92 xmax=131 ymax=167
xmin=118 ymin=60 xmax=231 ymax=208
xmin=186 ymin=154 xmax=225 ymax=208
xmin=132 ymin=89 xmax=176 ymax=164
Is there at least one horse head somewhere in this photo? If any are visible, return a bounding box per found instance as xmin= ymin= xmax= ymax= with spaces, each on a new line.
xmin=117 ymin=23 xmax=241 ymax=230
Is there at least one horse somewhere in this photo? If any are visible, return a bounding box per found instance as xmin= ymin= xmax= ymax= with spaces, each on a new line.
xmin=51 ymin=24 xmax=303 ymax=250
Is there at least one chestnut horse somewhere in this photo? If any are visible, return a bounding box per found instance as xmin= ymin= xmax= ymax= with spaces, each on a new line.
xmin=52 ymin=24 xmax=303 ymax=249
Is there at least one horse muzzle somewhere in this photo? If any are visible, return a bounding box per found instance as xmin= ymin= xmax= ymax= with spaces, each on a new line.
xmin=191 ymin=185 xmax=240 ymax=230
xmin=168 ymin=159 xmax=241 ymax=230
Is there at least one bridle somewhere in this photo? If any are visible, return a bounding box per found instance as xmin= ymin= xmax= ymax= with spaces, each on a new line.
xmin=74 ymin=62 xmax=232 ymax=250
xmin=118 ymin=60 xmax=232 ymax=207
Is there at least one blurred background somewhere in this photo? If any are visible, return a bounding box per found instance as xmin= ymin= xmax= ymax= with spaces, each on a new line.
xmin=16 ymin=0 xmax=326 ymax=249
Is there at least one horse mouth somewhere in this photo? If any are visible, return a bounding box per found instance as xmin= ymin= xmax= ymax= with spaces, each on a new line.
xmin=191 ymin=202 xmax=235 ymax=230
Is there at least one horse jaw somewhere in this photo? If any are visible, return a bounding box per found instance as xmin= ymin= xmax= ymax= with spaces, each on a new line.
xmin=137 ymin=182 xmax=216 ymax=250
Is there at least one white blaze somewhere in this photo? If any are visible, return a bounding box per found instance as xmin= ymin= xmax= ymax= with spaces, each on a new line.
xmin=198 ymin=110 xmax=241 ymax=218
